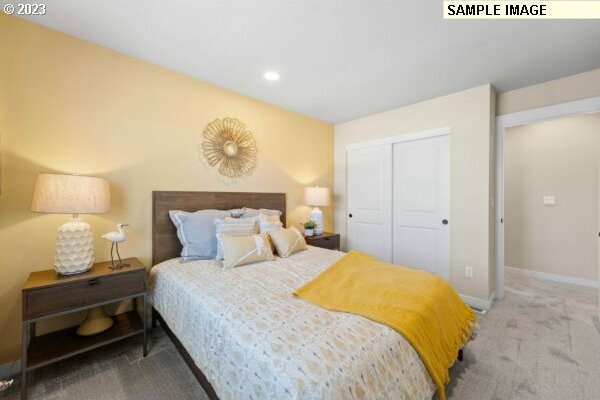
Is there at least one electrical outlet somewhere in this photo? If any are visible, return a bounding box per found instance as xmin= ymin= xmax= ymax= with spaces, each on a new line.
xmin=465 ymin=266 xmax=474 ymax=278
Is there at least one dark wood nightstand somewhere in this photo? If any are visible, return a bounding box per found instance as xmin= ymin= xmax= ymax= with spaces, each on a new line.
xmin=21 ymin=258 xmax=147 ymax=400
xmin=305 ymin=232 xmax=341 ymax=250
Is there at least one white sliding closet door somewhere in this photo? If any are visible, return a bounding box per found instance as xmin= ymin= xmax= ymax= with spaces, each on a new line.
xmin=347 ymin=145 xmax=393 ymax=262
xmin=392 ymin=135 xmax=450 ymax=278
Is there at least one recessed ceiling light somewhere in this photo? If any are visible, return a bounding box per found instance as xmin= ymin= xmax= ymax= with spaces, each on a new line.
xmin=263 ymin=71 xmax=280 ymax=81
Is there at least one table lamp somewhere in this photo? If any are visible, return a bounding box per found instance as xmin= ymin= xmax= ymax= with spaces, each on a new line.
xmin=31 ymin=173 xmax=110 ymax=275
xmin=303 ymin=186 xmax=330 ymax=235
xmin=31 ymin=173 xmax=115 ymax=336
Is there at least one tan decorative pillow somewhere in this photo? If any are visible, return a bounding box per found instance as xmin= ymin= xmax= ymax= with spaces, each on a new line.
xmin=268 ymin=226 xmax=307 ymax=257
xmin=219 ymin=233 xmax=274 ymax=270
xmin=258 ymin=213 xmax=282 ymax=251
xmin=214 ymin=216 xmax=258 ymax=260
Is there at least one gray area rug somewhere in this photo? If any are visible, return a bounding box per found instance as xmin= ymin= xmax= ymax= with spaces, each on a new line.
xmin=2 ymin=269 xmax=599 ymax=400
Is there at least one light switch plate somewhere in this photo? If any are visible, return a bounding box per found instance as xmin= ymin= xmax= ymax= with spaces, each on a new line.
xmin=465 ymin=266 xmax=473 ymax=278
xmin=543 ymin=196 xmax=556 ymax=206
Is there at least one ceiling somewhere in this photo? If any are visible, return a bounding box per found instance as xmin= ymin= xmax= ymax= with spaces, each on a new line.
xmin=15 ymin=0 xmax=600 ymax=124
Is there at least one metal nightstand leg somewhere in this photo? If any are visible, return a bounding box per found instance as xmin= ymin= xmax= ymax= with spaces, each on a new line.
xmin=21 ymin=322 xmax=28 ymax=400
xmin=142 ymin=294 xmax=148 ymax=357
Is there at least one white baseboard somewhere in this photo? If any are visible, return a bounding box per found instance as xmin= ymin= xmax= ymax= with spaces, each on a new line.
xmin=460 ymin=292 xmax=494 ymax=310
xmin=0 ymin=359 xmax=20 ymax=379
xmin=488 ymin=291 xmax=495 ymax=308
xmin=505 ymin=265 xmax=600 ymax=288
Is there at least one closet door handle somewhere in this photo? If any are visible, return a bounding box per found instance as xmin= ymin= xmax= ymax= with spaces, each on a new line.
xmin=442 ymin=219 xmax=448 ymax=225
xmin=348 ymin=214 xmax=353 ymax=218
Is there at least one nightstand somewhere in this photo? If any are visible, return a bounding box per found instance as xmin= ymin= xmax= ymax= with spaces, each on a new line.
xmin=21 ymin=258 xmax=147 ymax=400
xmin=305 ymin=232 xmax=341 ymax=250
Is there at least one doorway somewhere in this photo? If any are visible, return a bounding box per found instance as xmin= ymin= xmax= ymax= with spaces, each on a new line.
xmin=505 ymin=113 xmax=600 ymax=286
xmin=495 ymin=96 xmax=600 ymax=298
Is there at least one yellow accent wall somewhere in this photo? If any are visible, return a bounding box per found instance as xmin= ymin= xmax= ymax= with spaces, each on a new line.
xmin=0 ymin=15 xmax=333 ymax=364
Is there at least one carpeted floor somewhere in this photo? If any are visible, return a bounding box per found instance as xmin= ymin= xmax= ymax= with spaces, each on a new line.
xmin=2 ymin=269 xmax=599 ymax=400
xmin=446 ymin=269 xmax=600 ymax=400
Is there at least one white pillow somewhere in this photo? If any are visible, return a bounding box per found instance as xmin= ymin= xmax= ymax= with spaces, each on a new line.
xmin=241 ymin=207 xmax=283 ymax=218
xmin=258 ymin=213 xmax=283 ymax=234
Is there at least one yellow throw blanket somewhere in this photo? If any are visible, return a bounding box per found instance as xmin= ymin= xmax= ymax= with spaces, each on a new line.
xmin=294 ymin=251 xmax=475 ymax=400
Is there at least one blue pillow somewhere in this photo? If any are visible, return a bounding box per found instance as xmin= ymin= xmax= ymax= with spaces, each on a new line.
xmin=169 ymin=209 xmax=231 ymax=260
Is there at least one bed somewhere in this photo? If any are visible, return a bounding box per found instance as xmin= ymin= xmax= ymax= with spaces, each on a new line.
xmin=148 ymin=191 xmax=437 ymax=400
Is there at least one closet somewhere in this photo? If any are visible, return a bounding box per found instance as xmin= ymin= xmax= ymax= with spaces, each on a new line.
xmin=346 ymin=129 xmax=450 ymax=278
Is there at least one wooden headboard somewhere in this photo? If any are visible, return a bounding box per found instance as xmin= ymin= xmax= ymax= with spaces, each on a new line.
xmin=152 ymin=191 xmax=286 ymax=266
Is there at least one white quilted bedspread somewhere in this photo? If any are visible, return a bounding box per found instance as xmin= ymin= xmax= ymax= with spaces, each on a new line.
xmin=148 ymin=246 xmax=435 ymax=400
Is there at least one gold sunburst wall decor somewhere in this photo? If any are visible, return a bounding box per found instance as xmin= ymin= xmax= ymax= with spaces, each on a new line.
xmin=201 ymin=118 xmax=257 ymax=180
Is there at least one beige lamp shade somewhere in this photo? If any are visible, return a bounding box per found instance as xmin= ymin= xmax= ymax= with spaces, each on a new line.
xmin=31 ymin=173 xmax=110 ymax=214
xmin=304 ymin=186 xmax=330 ymax=207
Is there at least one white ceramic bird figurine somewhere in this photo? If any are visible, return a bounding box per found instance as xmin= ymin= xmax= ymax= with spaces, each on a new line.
xmin=102 ymin=223 xmax=129 ymax=269
xmin=0 ymin=379 xmax=13 ymax=392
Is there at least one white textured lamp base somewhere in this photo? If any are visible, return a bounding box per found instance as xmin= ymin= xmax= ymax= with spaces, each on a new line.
xmin=310 ymin=207 xmax=324 ymax=235
xmin=55 ymin=218 xmax=95 ymax=275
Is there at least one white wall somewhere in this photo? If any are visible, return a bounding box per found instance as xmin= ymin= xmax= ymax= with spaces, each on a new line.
xmin=505 ymin=113 xmax=600 ymax=282
xmin=497 ymin=68 xmax=600 ymax=116
xmin=334 ymin=84 xmax=495 ymax=301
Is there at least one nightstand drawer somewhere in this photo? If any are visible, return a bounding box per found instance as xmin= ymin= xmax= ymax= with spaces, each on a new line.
xmin=24 ymin=271 xmax=144 ymax=320
xmin=307 ymin=234 xmax=340 ymax=250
